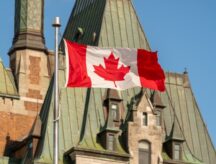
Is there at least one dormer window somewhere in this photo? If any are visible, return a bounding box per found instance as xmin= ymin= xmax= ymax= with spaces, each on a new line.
xmin=164 ymin=140 xmax=184 ymax=161
xmin=142 ymin=112 xmax=148 ymax=126
xmin=97 ymin=89 xmax=123 ymax=151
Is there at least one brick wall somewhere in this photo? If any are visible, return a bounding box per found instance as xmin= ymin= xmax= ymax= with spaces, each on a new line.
xmin=0 ymin=49 xmax=52 ymax=156
xmin=26 ymin=89 xmax=43 ymax=99
xmin=9 ymin=49 xmax=51 ymax=103
xmin=29 ymin=56 xmax=41 ymax=85
xmin=0 ymin=111 xmax=34 ymax=155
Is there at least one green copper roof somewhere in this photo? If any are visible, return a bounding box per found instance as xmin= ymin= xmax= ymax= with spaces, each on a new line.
xmin=161 ymin=72 xmax=216 ymax=164
xmin=0 ymin=59 xmax=19 ymax=98
xmin=165 ymin=117 xmax=185 ymax=142
xmin=31 ymin=0 xmax=215 ymax=163
xmin=34 ymin=72 xmax=131 ymax=163
xmin=63 ymin=0 xmax=150 ymax=49
xmin=15 ymin=0 xmax=43 ymax=33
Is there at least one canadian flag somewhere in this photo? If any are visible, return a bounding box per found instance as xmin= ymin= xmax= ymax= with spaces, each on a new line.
xmin=64 ymin=39 xmax=165 ymax=92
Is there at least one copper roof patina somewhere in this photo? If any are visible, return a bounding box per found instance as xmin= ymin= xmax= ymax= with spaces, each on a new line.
xmin=20 ymin=0 xmax=215 ymax=163
xmin=0 ymin=58 xmax=19 ymax=99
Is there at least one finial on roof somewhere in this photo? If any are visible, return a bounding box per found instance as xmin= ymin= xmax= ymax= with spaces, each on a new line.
xmin=183 ymin=67 xmax=188 ymax=74
xmin=92 ymin=32 xmax=97 ymax=43
xmin=0 ymin=57 xmax=2 ymax=62
xmin=78 ymin=27 xmax=84 ymax=35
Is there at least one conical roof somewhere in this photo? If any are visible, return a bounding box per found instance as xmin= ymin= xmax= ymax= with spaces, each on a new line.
xmin=63 ymin=0 xmax=150 ymax=49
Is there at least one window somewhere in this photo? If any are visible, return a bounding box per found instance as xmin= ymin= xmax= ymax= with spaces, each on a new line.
xmin=143 ymin=113 xmax=148 ymax=126
xmin=111 ymin=103 xmax=119 ymax=121
xmin=174 ymin=144 xmax=180 ymax=160
xmin=107 ymin=134 xmax=114 ymax=151
xmin=156 ymin=112 xmax=161 ymax=126
xmin=139 ymin=141 xmax=151 ymax=164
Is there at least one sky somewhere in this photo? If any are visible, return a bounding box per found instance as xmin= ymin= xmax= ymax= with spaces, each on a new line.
xmin=0 ymin=0 xmax=215 ymax=147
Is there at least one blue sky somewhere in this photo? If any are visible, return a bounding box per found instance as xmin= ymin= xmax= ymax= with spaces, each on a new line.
xmin=0 ymin=0 xmax=215 ymax=147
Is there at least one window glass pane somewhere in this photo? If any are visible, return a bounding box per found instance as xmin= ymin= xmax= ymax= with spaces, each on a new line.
xmin=107 ymin=134 xmax=114 ymax=150
xmin=139 ymin=142 xmax=149 ymax=150
xmin=139 ymin=150 xmax=149 ymax=164
xmin=111 ymin=104 xmax=118 ymax=120
xmin=174 ymin=144 xmax=180 ymax=150
xmin=174 ymin=150 xmax=180 ymax=160
xmin=111 ymin=104 xmax=117 ymax=109
xmin=156 ymin=112 xmax=161 ymax=126
xmin=139 ymin=141 xmax=151 ymax=164
xmin=143 ymin=113 xmax=147 ymax=126
xmin=111 ymin=109 xmax=118 ymax=120
xmin=174 ymin=144 xmax=180 ymax=160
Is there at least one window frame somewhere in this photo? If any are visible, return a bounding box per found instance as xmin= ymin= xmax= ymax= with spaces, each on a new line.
xmin=138 ymin=140 xmax=151 ymax=164
xmin=173 ymin=142 xmax=181 ymax=160
xmin=156 ymin=111 xmax=161 ymax=126
xmin=142 ymin=112 xmax=148 ymax=126
xmin=110 ymin=103 xmax=119 ymax=121
xmin=107 ymin=134 xmax=115 ymax=151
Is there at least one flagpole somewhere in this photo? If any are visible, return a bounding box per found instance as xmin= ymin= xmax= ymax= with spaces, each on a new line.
xmin=52 ymin=17 xmax=61 ymax=164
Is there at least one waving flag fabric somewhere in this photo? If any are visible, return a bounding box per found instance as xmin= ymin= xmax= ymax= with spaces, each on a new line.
xmin=64 ymin=39 xmax=165 ymax=92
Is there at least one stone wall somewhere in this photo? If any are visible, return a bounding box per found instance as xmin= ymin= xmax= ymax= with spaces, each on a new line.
xmin=71 ymin=153 xmax=129 ymax=164
xmin=127 ymin=93 xmax=163 ymax=164
xmin=9 ymin=49 xmax=50 ymax=103
xmin=76 ymin=155 xmax=128 ymax=164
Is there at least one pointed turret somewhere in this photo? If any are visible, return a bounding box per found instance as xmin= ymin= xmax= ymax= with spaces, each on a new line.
xmin=7 ymin=0 xmax=51 ymax=114
xmin=63 ymin=0 xmax=150 ymax=50
xmin=9 ymin=0 xmax=46 ymax=54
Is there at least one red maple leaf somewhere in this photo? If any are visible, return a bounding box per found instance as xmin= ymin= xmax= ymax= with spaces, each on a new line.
xmin=93 ymin=52 xmax=130 ymax=87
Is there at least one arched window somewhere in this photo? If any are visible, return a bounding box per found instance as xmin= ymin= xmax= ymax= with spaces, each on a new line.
xmin=139 ymin=141 xmax=151 ymax=164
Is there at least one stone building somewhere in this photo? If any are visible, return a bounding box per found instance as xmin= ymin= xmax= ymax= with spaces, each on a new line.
xmin=0 ymin=0 xmax=215 ymax=163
